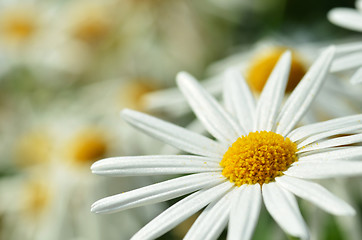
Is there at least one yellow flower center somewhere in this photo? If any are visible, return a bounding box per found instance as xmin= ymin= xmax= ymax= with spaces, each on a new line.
xmin=70 ymin=7 xmax=111 ymax=44
xmin=14 ymin=130 xmax=53 ymax=168
xmin=22 ymin=179 xmax=52 ymax=218
xmin=0 ymin=7 xmax=38 ymax=43
xmin=118 ymin=79 xmax=157 ymax=111
xmin=68 ymin=128 xmax=108 ymax=165
xmin=247 ymin=48 xmax=307 ymax=93
xmin=220 ymin=131 xmax=298 ymax=186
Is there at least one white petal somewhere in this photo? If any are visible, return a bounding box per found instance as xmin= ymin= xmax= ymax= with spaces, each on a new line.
xmin=142 ymin=87 xmax=190 ymax=117
xmin=184 ymin=188 xmax=236 ymax=240
xmin=335 ymin=42 xmax=362 ymax=55
xmin=357 ymin=0 xmax=362 ymax=11
xmin=91 ymin=155 xmax=221 ymax=176
xmin=287 ymin=114 xmax=362 ymax=142
xmin=122 ymin=109 xmax=227 ymax=158
xmin=91 ymin=172 xmax=225 ymax=214
xmin=285 ymin=160 xmax=362 ymax=179
xmin=142 ymin=76 xmax=223 ymax=117
xmin=262 ymin=182 xmax=309 ymax=240
xmin=177 ymin=72 xmax=242 ymax=143
xmin=276 ymin=46 xmax=335 ymax=136
xmin=331 ymin=51 xmax=362 ymax=72
xmin=313 ymin=90 xmax=361 ymax=117
xmin=297 ymin=124 xmax=362 ymax=148
xmin=328 ymin=8 xmax=362 ymax=32
xmin=350 ymin=66 xmax=362 ymax=84
xmin=223 ymin=68 xmax=256 ymax=132
xmin=298 ymin=133 xmax=362 ymax=153
xmin=276 ymin=176 xmax=355 ymax=216
xmin=228 ymin=184 xmax=262 ymax=240
xmin=254 ymin=51 xmax=291 ymax=131
xmin=131 ymin=181 xmax=234 ymax=240
xmin=298 ymin=146 xmax=362 ymax=161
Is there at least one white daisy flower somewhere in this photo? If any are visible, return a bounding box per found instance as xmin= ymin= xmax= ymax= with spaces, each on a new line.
xmin=91 ymin=46 xmax=362 ymax=240
xmin=143 ymin=39 xmax=362 ymax=121
xmin=328 ymin=0 xmax=362 ymax=32
xmin=0 ymin=0 xmax=58 ymax=77
xmin=328 ymin=1 xmax=362 ymax=84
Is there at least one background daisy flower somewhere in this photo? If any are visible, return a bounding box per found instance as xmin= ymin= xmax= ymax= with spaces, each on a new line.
xmin=328 ymin=0 xmax=362 ymax=84
xmin=91 ymin=46 xmax=362 ymax=240
xmin=141 ymin=37 xmax=362 ymax=123
xmin=328 ymin=0 xmax=362 ymax=32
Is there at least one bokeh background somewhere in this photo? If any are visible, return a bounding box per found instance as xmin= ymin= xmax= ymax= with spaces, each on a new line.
xmin=0 ymin=0 xmax=360 ymax=239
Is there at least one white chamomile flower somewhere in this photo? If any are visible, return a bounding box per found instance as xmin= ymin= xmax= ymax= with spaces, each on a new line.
xmin=328 ymin=0 xmax=362 ymax=32
xmin=0 ymin=0 xmax=57 ymax=76
xmin=143 ymin=39 xmax=362 ymax=121
xmin=328 ymin=1 xmax=362 ymax=84
xmin=0 ymin=171 xmax=60 ymax=240
xmin=91 ymin=46 xmax=362 ymax=240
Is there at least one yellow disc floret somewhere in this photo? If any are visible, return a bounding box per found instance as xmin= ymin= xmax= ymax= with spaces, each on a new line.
xmin=118 ymin=78 xmax=157 ymax=111
xmin=68 ymin=127 xmax=108 ymax=166
xmin=22 ymin=178 xmax=52 ymax=218
xmin=0 ymin=7 xmax=39 ymax=44
xmin=14 ymin=130 xmax=53 ymax=168
xmin=247 ymin=48 xmax=307 ymax=93
xmin=220 ymin=131 xmax=298 ymax=186
xmin=68 ymin=4 xmax=112 ymax=45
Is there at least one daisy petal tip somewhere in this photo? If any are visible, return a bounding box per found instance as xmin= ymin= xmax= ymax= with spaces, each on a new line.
xmin=90 ymin=165 xmax=101 ymax=174
xmin=90 ymin=201 xmax=108 ymax=214
xmin=357 ymin=0 xmax=362 ymax=10
xmin=325 ymin=45 xmax=336 ymax=56
xmin=327 ymin=8 xmax=347 ymax=25
xmin=225 ymin=66 xmax=241 ymax=75
xmin=120 ymin=108 xmax=134 ymax=118
xmin=350 ymin=78 xmax=362 ymax=85
xmin=90 ymin=159 xmax=103 ymax=170
xmin=282 ymin=50 xmax=292 ymax=59
xmin=327 ymin=9 xmax=337 ymax=22
xmin=224 ymin=67 xmax=243 ymax=84
xmin=278 ymin=50 xmax=292 ymax=67
xmin=90 ymin=203 xmax=98 ymax=213
xmin=176 ymin=71 xmax=194 ymax=85
xmin=343 ymin=205 xmax=356 ymax=216
xmin=90 ymin=163 xmax=97 ymax=171
xmin=90 ymin=207 xmax=103 ymax=214
xmin=350 ymin=70 xmax=362 ymax=84
xmin=301 ymin=232 xmax=310 ymax=240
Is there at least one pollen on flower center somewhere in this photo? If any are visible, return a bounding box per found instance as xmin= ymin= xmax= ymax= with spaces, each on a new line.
xmin=220 ymin=131 xmax=298 ymax=186
xmin=22 ymin=179 xmax=52 ymax=218
xmin=69 ymin=5 xmax=111 ymax=45
xmin=0 ymin=8 xmax=38 ymax=42
xmin=68 ymin=127 xmax=108 ymax=165
xmin=247 ymin=48 xmax=307 ymax=93
xmin=118 ymin=78 xmax=157 ymax=111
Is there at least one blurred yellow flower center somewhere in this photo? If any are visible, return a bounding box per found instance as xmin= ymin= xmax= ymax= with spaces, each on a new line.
xmin=247 ymin=48 xmax=307 ymax=93
xmin=220 ymin=131 xmax=298 ymax=186
xmin=71 ymin=10 xmax=111 ymax=44
xmin=69 ymin=128 xmax=108 ymax=165
xmin=22 ymin=180 xmax=52 ymax=218
xmin=119 ymin=80 xmax=156 ymax=110
xmin=15 ymin=131 xmax=52 ymax=168
xmin=0 ymin=8 xmax=38 ymax=42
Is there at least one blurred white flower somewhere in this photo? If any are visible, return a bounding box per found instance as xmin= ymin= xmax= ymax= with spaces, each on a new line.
xmin=0 ymin=0 xmax=64 ymax=80
xmin=0 ymin=105 xmax=163 ymax=240
xmin=143 ymin=38 xmax=362 ymax=121
xmin=328 ymin=1 xmax=362 ymax=84
xmin=328 ymin=0 xmax=362 ymax=32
